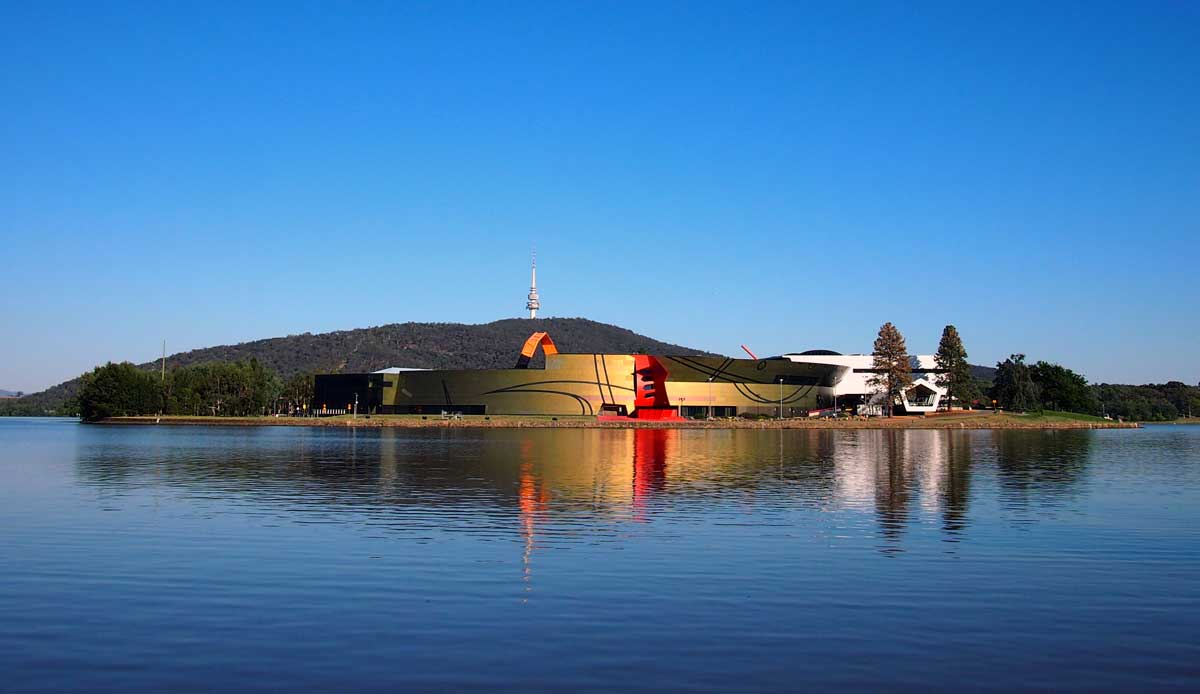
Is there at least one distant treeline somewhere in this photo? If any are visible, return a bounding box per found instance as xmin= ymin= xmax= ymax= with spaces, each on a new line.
xmin=1092 ymin=382 xmax=1198 ymax=421
xmin=988 ymin=354 xmax=1197 ymax=421
xmin=67 ymin=360 xmax=315 ymax=421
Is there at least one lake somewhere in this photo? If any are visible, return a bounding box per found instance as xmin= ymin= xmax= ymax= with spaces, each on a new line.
xmin=1 ymin=418 xmax=1197 ymax=692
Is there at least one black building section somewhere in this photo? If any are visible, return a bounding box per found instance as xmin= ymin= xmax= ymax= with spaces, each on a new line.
xmin=382 ymin=404 xmax=487 ymax=415
xmin=313 ymin=374 xmax=390 ymax=415
xmin=314 ymin=374 xmax=486 ymax=415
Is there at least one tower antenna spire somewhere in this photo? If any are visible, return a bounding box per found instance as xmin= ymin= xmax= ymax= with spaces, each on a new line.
xmin=525 ymin=249 xmax=540 ymax=319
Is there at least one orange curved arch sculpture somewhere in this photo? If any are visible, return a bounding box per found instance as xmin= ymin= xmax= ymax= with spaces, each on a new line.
xmin=515 ymin=332 xmax=559 ymax=368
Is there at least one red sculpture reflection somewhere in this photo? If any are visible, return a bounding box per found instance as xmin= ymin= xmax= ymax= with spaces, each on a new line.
xmin=632 ymin=428 xmax=672 ymax=519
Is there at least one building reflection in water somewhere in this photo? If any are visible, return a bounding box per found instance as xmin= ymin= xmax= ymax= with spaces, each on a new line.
xmin=72 ymin=426 xmax=1095 ymax=566
xmin=509 ymin=428 xmax=976 ymax=567
xmin=516 ymin=429 xmax=674 ymax=596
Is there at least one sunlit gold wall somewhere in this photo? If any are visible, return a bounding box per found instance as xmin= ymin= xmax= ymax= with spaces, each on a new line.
xmin=377 ymin=353 xmax=839 ymax=416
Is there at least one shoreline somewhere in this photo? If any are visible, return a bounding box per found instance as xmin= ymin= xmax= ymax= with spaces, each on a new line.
xmin=93 ymin=413 xmax=1141 ymax=430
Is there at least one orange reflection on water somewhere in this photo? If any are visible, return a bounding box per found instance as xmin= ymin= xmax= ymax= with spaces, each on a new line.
xmin=518 ymin=447 xmax=551 ymax=598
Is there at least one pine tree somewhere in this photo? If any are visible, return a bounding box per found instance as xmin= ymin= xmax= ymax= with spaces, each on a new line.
xmin=869 ymin=322 xmax=913 ymax=417
xmin=934 ymin=325 xmax=978 ymax=409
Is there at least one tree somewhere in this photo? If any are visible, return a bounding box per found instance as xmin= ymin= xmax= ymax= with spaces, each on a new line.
xmin=282 ymin=371 xmax=315 ymax=415
xmin=161 ymin=359 xmax=281 ymax=417
xmin=78 ymin=362 xmax=161 ymax=421
xmin=933 ymin=325 xmax=978 ymax=408
xmin=1029 ymin=361 xmax=1097 ymax=414
xmin=991 ymin=354 xmax=1039 ymax=412
xmin=58 ymin=396 xmax=79 ymax=417
xmin=869 ymin=322 xmax=913 ymax=417
xmin=1159 ymin=381 xmax=1194 ymax=417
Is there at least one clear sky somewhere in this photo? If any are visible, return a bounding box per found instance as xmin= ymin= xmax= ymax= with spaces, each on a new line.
xmin=2 ymin=1 xmax=1197 ymax=393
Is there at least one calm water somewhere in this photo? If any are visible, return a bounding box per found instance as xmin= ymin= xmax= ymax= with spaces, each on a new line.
xmin=1 ymin=419 xmax=1198 ymax=692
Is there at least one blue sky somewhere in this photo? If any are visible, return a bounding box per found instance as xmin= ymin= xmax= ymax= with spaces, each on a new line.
xmin=2 ymin=1 xmax=1197 ymax=392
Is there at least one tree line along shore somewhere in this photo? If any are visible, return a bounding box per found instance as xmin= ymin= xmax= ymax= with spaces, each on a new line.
xmin=2 ymin=321 xmax=1194 ymax=424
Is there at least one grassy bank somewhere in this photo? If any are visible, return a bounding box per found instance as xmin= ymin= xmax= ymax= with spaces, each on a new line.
xmin=96 ymin=411 xmax=1140 ymax=430
xmin=1017 ymin=411 xmax=1114 ymax=423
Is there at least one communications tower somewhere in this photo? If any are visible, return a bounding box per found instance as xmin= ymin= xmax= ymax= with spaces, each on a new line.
xmin=526 ymin=251 xmax=540 ymax=319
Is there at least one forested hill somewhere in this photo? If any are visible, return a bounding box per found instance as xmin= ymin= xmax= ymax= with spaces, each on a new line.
xmin=970 ymin=364 xmax=998 ymax=382
xmin=159 ymin=318 xmax=717 ymax=373
xmin=3 ymin=318 xmax=717 ymax=414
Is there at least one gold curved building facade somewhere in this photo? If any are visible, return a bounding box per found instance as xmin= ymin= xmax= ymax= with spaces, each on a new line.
xmin=315 ymin=338 xmax=843 ymax=418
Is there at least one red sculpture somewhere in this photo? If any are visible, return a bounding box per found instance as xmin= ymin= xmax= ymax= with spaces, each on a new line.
xmin=630 ymin=355 xmax=684 ymax=420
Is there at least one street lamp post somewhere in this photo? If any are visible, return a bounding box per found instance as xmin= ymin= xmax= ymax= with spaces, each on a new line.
xmin=353 ymin=392 xmax=359 ymax=419
xmin=778 ymin=377 xmax=784 ymax=420
xmin=707 ymin=375 xmax=714 ymax=420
